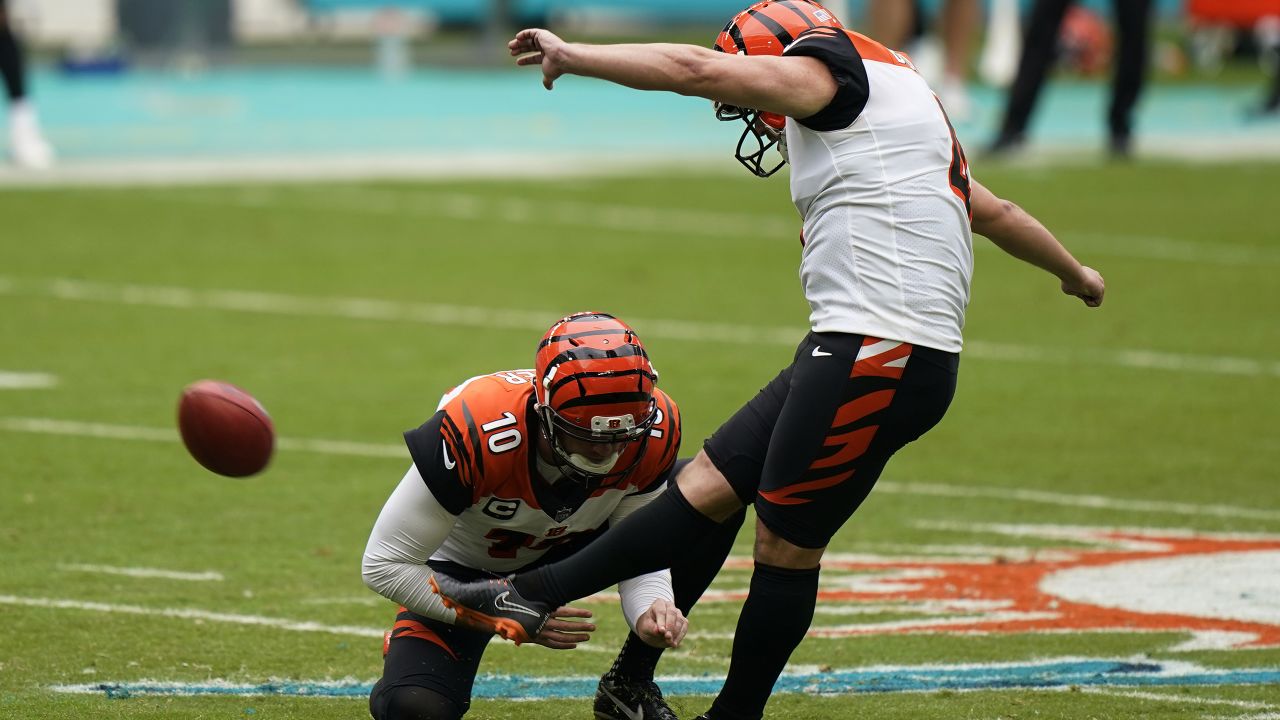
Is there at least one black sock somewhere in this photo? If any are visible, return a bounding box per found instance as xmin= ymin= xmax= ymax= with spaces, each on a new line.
xmin=708 ymin=563 xmax=820 ymax=720
xmin=608 ymin=506 xmax=747 ymax=682
xmin=607 ymin=631 xmax=662 ymax=682
xmin=672 ymin=505 xmax=746 ymax=612
xmin=0 ymin=24 xmax=26 ymax=101
xmin=514 ymin=482 xmax=719 ymax=606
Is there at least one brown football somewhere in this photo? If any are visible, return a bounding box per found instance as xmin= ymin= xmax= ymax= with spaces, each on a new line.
xmin=177 ymin=380 xmax=275 ymax=477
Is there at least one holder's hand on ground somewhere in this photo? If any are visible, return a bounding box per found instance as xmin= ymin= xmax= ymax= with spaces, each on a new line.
xmin=635 ymin=599 xmax=688 ymax=648
xmin=1062 ymin=265 xmax=1106 ymax=307
xmin=531 ymin=605 xmax=596 ymax=650
xmin=509 ymin=28 xmax=569 ymax=90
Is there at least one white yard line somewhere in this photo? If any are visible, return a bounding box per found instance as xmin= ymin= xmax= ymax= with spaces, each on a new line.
xmin=0 ymin=417 xmax=406 ymax=459
xmin=0 ymin=417 xmax=176 ymax=443
xmin=277 ymin=437 xmax=406 ymax=459
xmin=1059 ymin=231 xmax=1280 ymax=267
xmin=1076 ymin=687 xmax=1276 ymax=711
xmin=301 ymin=596 xmax=389 ymax=607
xmin=57 ymin=564 xmax=224 ymax=582
xmin=0 ymin=371 xmax=58 ymax=389
xmin=163 ymin=185 xmax=1280 ymax=268
xmin=0 ymin=594 xmax=385 ymax=637
xmin=3 ymin=276 xmax=1277 ymax=379
xmin=157 ymin=185 xmax=795 ymax=241
xmin=881 ymin=482 xmax=1280 ymax=522
xmin=1 ymin=416 xmax=1275 ymax=523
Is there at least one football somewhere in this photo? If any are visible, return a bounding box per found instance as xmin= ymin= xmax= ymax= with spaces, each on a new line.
xmin=177 ymin=379 xmax=275 ymax=477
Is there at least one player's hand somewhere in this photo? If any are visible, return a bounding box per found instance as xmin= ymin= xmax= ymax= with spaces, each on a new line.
xmin=635 ymin=599 xmax=688 ymax=649
xmin=509 ymin=28 xmax=569 ymax=90
xmin=531 ymin=604 xmax=596 ymax=650
xmin=1062 ymin=265 xmax=1105 ymax=307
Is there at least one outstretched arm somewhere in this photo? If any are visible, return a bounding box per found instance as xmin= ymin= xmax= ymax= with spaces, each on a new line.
xmin=970 ymin=179 xmax=1105 ymax=307
xmin=508 ymin=28 xmax=837 ymax=120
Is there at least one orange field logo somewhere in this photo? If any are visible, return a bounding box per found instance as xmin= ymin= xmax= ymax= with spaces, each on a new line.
xmin=716 ymin=526 xmax=1280 ymax=649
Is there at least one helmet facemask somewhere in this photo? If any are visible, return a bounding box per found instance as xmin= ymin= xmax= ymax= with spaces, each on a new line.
xmin=715 ymin=102 xmax=788 ymax=178
xmin=536 ymin=397 xmax=657 ymax=491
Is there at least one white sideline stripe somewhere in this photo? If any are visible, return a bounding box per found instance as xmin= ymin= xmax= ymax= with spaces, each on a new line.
xmin=1076 ymin=687 xmax=1276 ymax=710
xmin=963 ymin=339 xmax=1280 ymax=378
xmin=0 ymin=152 xmax=732 ymax=188
xmin=277 ymin=437 xmax=406 ymax=459
xmin=1063 ymin=231 xmax=1280 ymax=267
xmin=687 ymin=611 xmax=1064 ymax=641
xmin=301 ymin=596 xmax=386 ymax=607
xmin=857 ymin=543 xmax=1078 ymax=560
xmin=0 ymin=417 xmax=406 ymax=459
xmin=879 ymin=481 xmax=1280 ymax=522
xmin=2 ymin=416 xmax=1276 ymax=524
xmin=166 ymin=185 xmax=1280 ymax=268
xmin=57 ymin=564 xmax=224 ymax=582
xmin=0 ymin=595 xmax=385 ymax=638
xmin=3 ymin=276 xmax=1278 ymax=379
xmin=160 ymin=186 xmax=798 ymax=242
xmin=0 ymin=371 xmax=58 ymax=389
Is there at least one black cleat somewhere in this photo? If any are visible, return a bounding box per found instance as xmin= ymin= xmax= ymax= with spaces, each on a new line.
xmin=428 ymin=574 xmax=552 ymax=645
xmin=593 ymin=671 xmax=679 ymax=720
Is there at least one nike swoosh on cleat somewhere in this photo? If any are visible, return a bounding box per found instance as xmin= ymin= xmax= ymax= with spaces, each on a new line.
xmin=811 ymin=346 xmax=832 ymax=357
xmin=493 ymin=591 xmax=543 ymax=618
xmin=601 ymin=687 xmax=645 ymax=720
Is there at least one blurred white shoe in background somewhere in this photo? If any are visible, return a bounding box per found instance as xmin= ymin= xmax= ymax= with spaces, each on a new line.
xmin=9 ymin=100 xmax=55 ymax=169
xmin=939 ymin=75 xmax=973 ymax=122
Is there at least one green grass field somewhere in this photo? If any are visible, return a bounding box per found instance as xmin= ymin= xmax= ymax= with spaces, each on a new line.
xmin=2 ymin=160 xmax=1278 ymax=719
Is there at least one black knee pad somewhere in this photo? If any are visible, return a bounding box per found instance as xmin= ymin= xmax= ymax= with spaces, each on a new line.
xmin=373 ymin=685 xmax=463 ymax=720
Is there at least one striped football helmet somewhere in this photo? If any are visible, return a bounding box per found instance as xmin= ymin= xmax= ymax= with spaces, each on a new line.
xmin=712 ymin=0 xmax=844 ymax=177
xmin=534 ymin=312 xmax=659 ymax=488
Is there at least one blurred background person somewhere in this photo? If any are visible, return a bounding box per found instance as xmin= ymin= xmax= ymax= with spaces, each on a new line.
xmin=988 ymin=0 xmax=1154 ymax=157
xmin=867 ymin=0 xmax=982 ymax=118
xmin=1 ymin=0 xmax=52 ymax=168
xmin=1265 ymin=57 xmax=1280 ymax=114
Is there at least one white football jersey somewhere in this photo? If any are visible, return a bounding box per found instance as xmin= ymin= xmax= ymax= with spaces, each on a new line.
xmin=783 ymin=27 xmax=974 ymax=353
xmin=403 ymin=371 xmax=682 ymax=572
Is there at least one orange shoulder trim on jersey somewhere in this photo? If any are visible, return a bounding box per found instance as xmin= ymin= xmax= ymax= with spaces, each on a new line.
xmin=439 ymin=372 xmax=536 ymax=494
xmin=845 ymin=29 xmax=915 ymax=70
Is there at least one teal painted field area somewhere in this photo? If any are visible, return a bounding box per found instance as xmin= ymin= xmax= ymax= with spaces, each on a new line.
xmin=11 ymin=66 xmax=1279 ymax=163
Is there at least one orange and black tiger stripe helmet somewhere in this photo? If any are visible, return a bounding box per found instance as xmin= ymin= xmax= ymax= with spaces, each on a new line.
xmin=713 ymin=0 xmax=843 ymax=58
xmin=534 ymin=312 xmax=658 ymax=487
xmin=712 ymin=0 xmax=843 ymax=178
